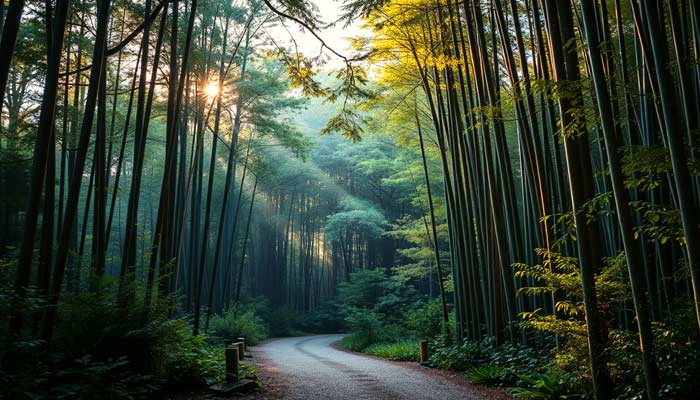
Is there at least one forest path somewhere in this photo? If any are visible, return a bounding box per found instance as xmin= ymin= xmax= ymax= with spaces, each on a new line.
xmin=252 ymin=334 xmax=504 ymax=400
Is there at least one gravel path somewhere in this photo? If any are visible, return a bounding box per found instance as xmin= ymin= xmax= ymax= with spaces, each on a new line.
xmin=253 ymin=334 xmax=504 ymax=400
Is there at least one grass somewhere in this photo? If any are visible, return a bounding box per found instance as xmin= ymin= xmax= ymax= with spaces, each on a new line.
xmin=340 ymin=334 xmax=370 ymax=351
xmin=362 ymin=340 xmax=420 ymax=361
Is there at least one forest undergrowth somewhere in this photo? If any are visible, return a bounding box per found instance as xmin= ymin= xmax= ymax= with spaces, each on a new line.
xmin=0 ymin=269 xmax=266 ymax=399
xmin=337 ymin=270 xmax=700 ymax=400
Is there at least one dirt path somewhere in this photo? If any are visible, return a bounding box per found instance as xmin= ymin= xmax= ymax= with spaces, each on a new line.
xmin=249 ymin=334 xmax=513 ymax=400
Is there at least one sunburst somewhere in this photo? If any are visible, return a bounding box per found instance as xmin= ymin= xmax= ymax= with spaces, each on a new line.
xmin=205 ymin=81 xmax=220 ymax=99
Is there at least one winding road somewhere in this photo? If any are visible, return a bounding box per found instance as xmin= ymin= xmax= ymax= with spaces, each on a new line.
xmin=254 ymin=334 xmax=500 ymax=400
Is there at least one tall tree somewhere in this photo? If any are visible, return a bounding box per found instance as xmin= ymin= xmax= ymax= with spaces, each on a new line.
xmin=10 ymin=0 xmax=70 ymax=339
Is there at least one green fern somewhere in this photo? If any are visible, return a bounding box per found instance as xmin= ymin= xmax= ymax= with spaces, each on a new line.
xmin=466 ymin=365 xmax=509 ymax=386
xmin=511 ymin=372 xmax=583 ymax=399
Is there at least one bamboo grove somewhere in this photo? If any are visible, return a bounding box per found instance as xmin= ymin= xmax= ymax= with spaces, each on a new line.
xmin=349 ymin=0 xmax=700 ymax=398
xmin=0 ymin=0 xmax=347 ymax=346
xmin=0 ymin=0 xmax=413 ymax=362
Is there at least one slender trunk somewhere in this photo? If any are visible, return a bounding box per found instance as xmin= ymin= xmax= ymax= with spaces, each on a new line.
xmin=120 ymin=0 xmax=154 ymax=296
xmin=235 ymin=178 xmax=258 ymax=302
xmin=542 ymin=1 xmax=613 ymax=397
xmin=9 ymin=0 xmax=69 ymax=339
xmin=416 ymin=110 xmax=449 ymax=330
xmin=637 ymin=0 xmax=700 ymax=332
xmin=0 ymin=0 xmax=25 ymax=120
xmin=42 ymin=0 xmax=111 ymax=343
xmin=579 ymin=2 xmax=660 ymax=397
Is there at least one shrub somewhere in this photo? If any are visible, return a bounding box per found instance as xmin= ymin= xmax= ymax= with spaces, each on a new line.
xmin=466 ymin=365 xmax=510 ymax=386
xmin=164 ymin=333 xmax=225 ymax=388
xmin=485 ymin=340 xmax=551 ymax=384
xmin=609 ymin=320 xmax=700 ymax=399
xmin=405 ymin=299 xmax=449 ymax=340
xmin=46 ymin=356 xmax=162 ymax=400
xmin=511 ymin=371 xmax=583 ymax=399
xmin=343 ymin=307 xmax=383 ymax=349
xmin=337 ymin=270 xmax=393 ymax=309
xmin=298 ymin=302 xmax=345 ymax=333
xmin=364 ymin=340 xmax=420 ymax=361
xmin=0 ymin=285 xmax=239 ymax=399
xmin=653 ymin=322 xmax=700 ymax=399
xmin=428 ymin=335 xmax=492 ymax=371
xmin=428 ymin=335 xmax=552 ymax=386
xmin=209 ymin=306 xmax=268 ymax=345
xmin=50 ymin=288 xmax=184 ymax=374
xmin=265 ymin=306 xmax=303 ymax=337
xmin=0 ymin=354 xmax=162 ymax=400
xmin=341 ymin=334 xmax=370 ymax=351
xmin=338 ymin=270 xmax=416 ymax=322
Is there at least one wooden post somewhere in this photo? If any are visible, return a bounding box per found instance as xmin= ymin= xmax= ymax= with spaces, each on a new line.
xmin=225 ymin=346 xmax=239 ymax=383
xmin=237 ymin=337 xmax=246 ymax=354
xmin=419 ymin=340 xmax=429 ymax=364
xmin=236 ymin=341 xmax=245 ymax=361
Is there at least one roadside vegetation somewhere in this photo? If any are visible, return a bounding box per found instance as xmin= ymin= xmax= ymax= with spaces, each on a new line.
xmin=0 ymin=282 xmax=265 ymax=399
xmin=336 ymin=270 xmax=700 ymax=400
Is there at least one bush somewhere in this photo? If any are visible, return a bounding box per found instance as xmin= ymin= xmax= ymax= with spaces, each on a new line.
xmin=338 ymin=270 xmax=416 ymax=324
xmin=607 ymin=320 xmax=700 ymax=399
xmin=46 ymin=356 xmax=162 ymax=400
xmin=298 ymin=302 xmax=344 ymax=333
xmin=405 ymin=299 xmax=449 ymax=340
xmin=511 ymin=372 xmax=583 ymax=399
xmin=341 ymin=334 xmax=370 ymax=351
xmin=337 ymin=270 xmax=390 ymax=309
xmin=265 ymin=306 xmax=304 ymax=337
xmin=343 ymin=307 xmax=383 ymax=349
xmin=428 ymin=335 xmax=492 ymax=371
xmin=364 ymin=340 xmax=419 ymax=361
xmin=0 ymin=354 xmax=163 ymax=400
xmin=486 ymin=340 xmax=551 ymax=384
xmin=466 ymin=365 xmax=510 ymax=386
xmin=50 ymin=288 xmax=185 ymax=374
xmin=428 ymin=335 xmax=552 ymax=385
xmin=164 ymin=333 xmax=225 ymax=388
xmin=653 ymin=322 xmax=700 ymax=399
xmin=209 ymin=305 xmax=268 ymax=345
xmin=0 ymin=285 xmax=242 ymax=399
xmin=335 ymin=270 xmax=424 ymax=349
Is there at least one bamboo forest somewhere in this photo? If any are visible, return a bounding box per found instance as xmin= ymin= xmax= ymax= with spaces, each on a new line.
xmin=2 ymin=0 xmax=700 ymax=399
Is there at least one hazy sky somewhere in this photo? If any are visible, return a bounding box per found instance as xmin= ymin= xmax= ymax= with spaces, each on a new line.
xmin=265 ymin=1 xmax=369 ymax=68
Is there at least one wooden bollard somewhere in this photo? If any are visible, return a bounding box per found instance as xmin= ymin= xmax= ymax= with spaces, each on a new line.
xmin=225 ymin=346 xmax=240 ymax=383
xmin=419 ymin=340 xmax=429 ymax=364
xmin=235 ymin=341 xmax=245 ymax=361
xmin=237 ymin=337 xmax=246 ymax=354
